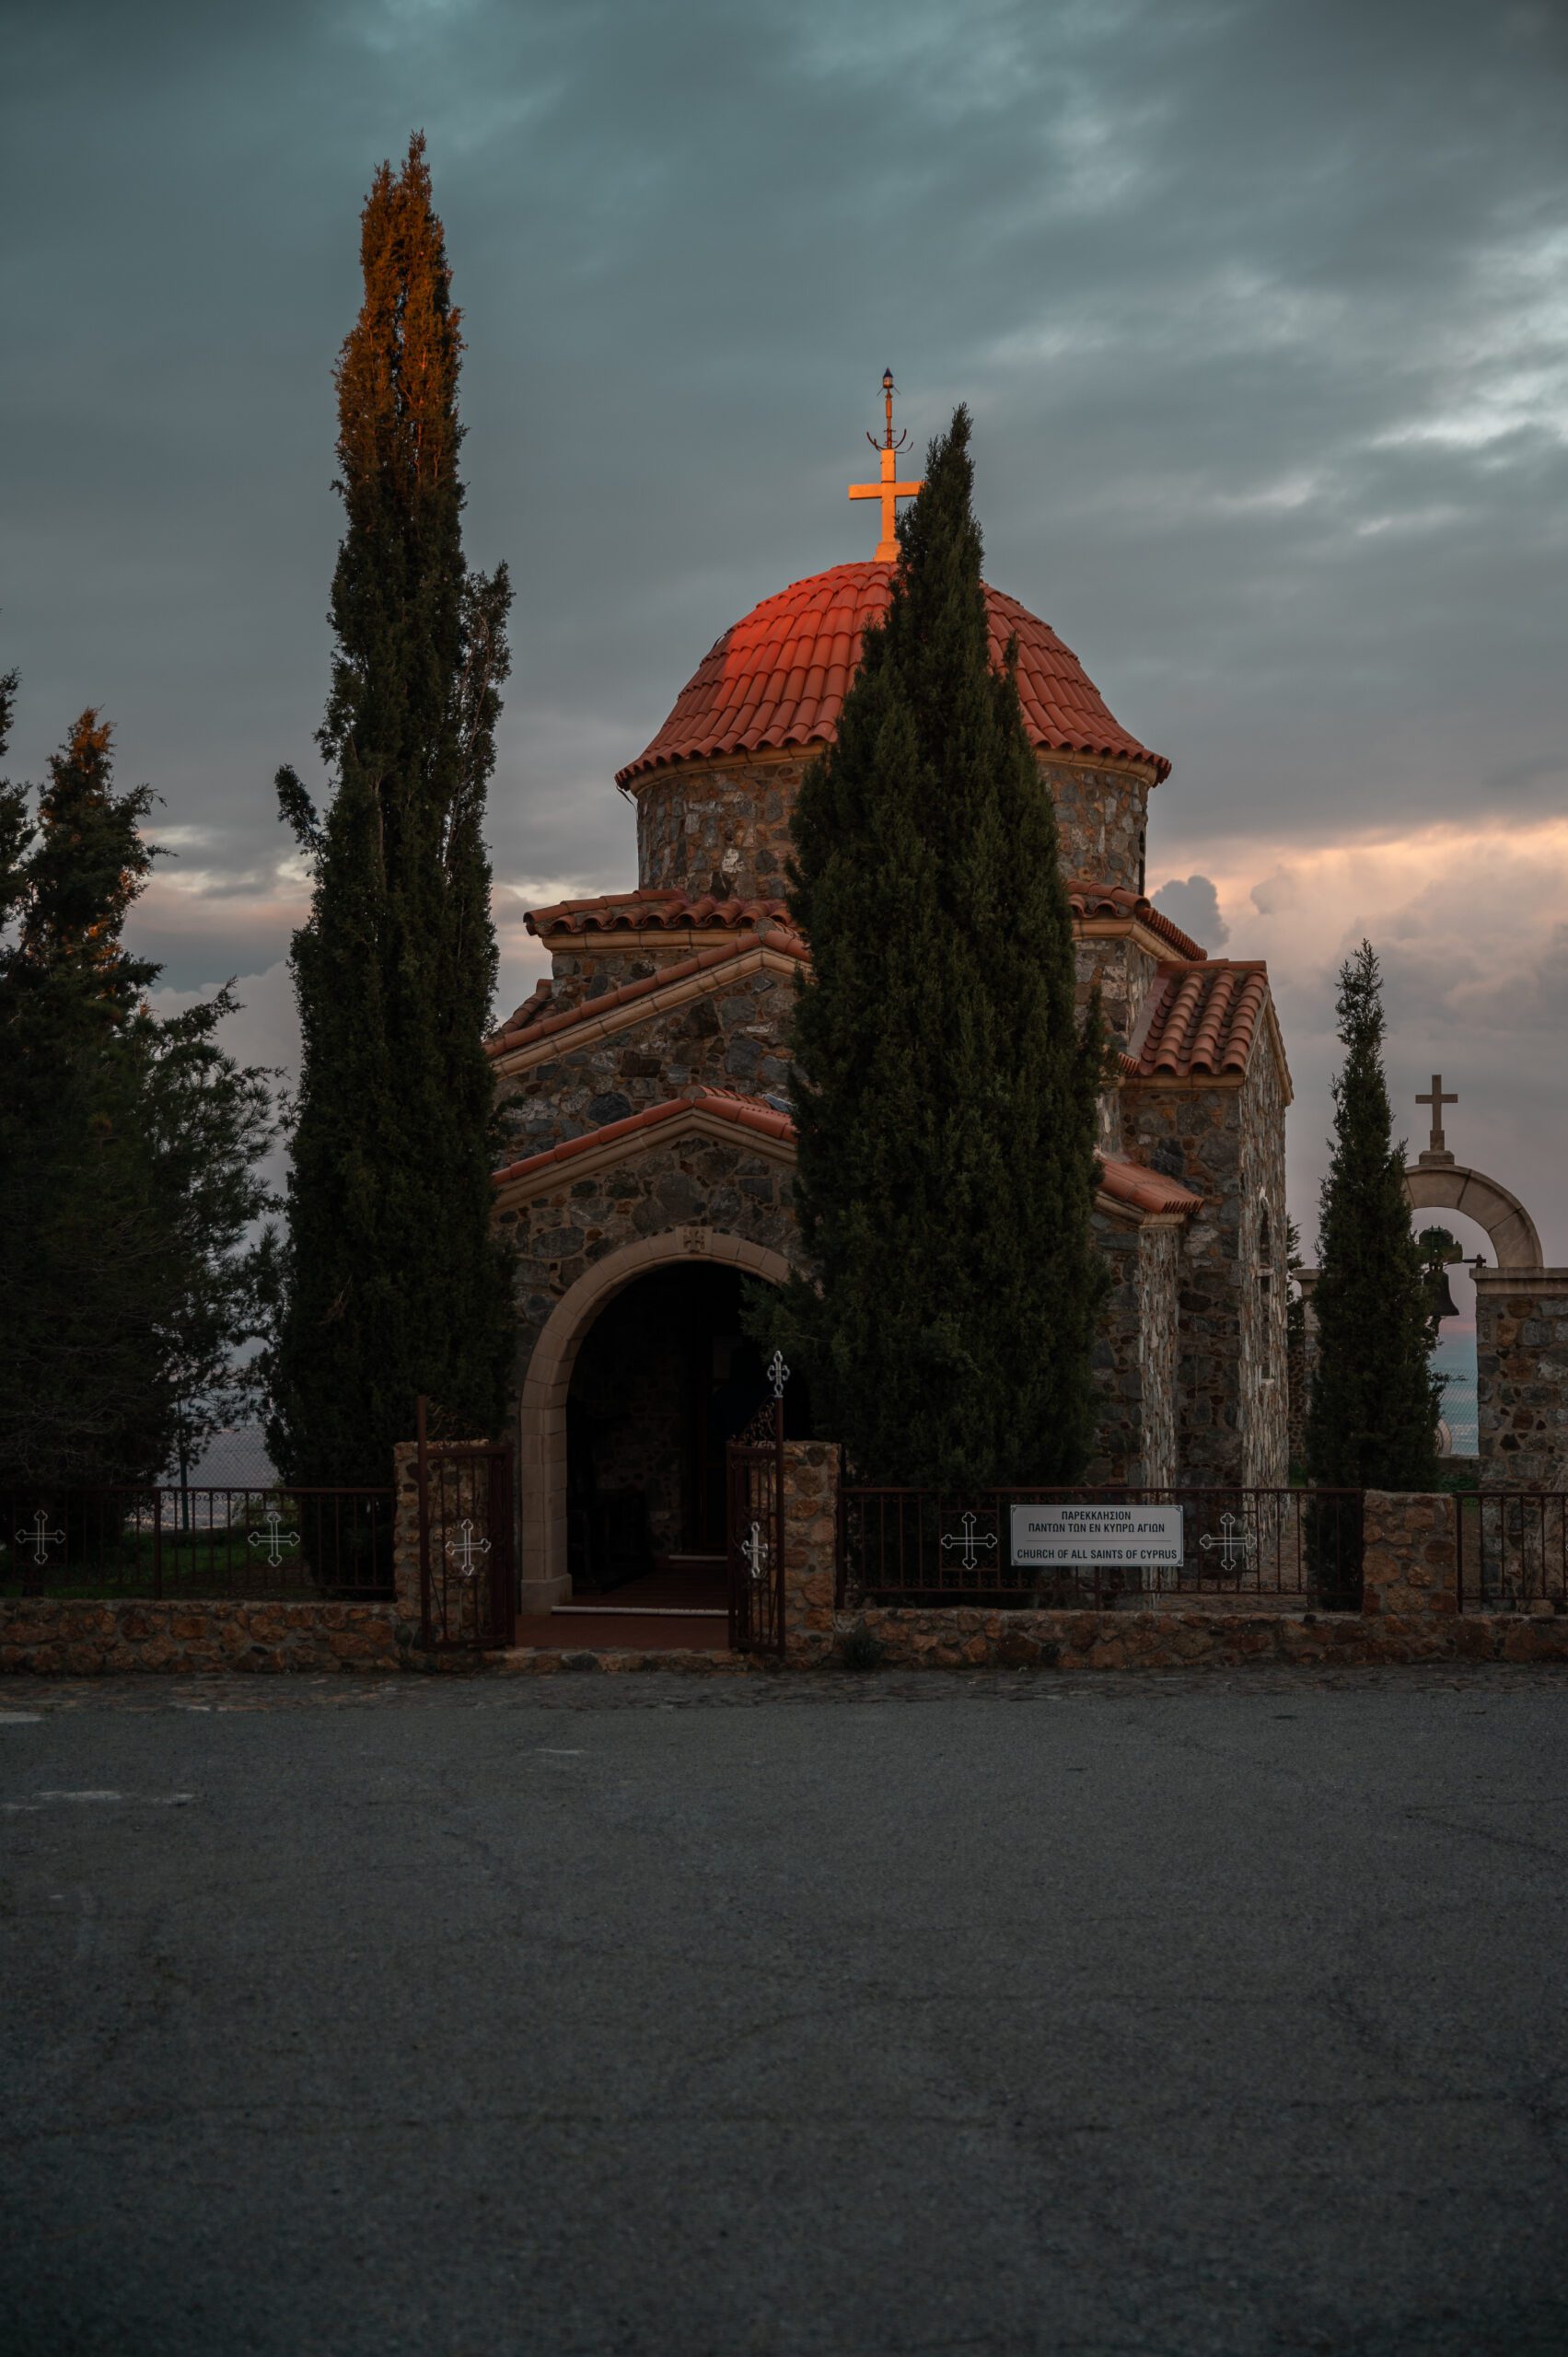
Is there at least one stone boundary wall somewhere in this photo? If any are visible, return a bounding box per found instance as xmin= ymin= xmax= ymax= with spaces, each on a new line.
xmin=816 ymin=1606 xmax=1568 ymax=1672
xmin=0 ymin=1599 xmax=408 ymax=1677
xmin=5 ymin=1482 xmax=1566 ymax=1678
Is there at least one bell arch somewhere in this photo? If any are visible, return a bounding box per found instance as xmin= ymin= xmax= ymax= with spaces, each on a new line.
xmin=1403 ymin=1163 xmax=1542 ymax=1271
xmin=518 ymin=1231 xmax=796 ymax=1610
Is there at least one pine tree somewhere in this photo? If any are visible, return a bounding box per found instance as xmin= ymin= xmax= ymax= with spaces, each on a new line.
xmin=1307 ymin=941 xmax=1442 ymax=1495
xmin=0 ymin=705 xmax=276 ymax=1487
xmin=269 ymin=134 xmax=514 ymax=1487
xmin=778 ymin=407 xmax=1108 ymax=1487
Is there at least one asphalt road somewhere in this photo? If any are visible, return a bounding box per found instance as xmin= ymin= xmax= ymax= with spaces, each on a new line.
xmin=2 ymin=1666 xmax=1566 ymax=2356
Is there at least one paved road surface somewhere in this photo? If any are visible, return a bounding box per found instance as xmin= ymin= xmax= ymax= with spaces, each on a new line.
xmin=3 ymin=1666 xmax=1566 ymax=2355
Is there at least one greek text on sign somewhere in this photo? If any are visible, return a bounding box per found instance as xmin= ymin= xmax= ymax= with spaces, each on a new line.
xmin=1010 ymin=1504 xmax=1184 ymax=1569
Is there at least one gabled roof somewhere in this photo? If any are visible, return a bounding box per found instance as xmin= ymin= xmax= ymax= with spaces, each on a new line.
xmin=1130 ymin=961 xmax=1272 ymax=1081
xmin=617 ymin=562 xmax=1170 ymax=787
xmin=492 ymin=1082 xmax=1202 ymax=1226
xmin=492 ymin=1087 xmax=796 ymax=1201
xmin=1098 ymin=1155 xmax=1204 ymax=1217
xmin=1065 ymin=879 xmax=1206 ymax=963
xmin=526 ymin=888 xmax=795 ymax=939
xmin=487 ymin=934 xmax=808 ymax=1068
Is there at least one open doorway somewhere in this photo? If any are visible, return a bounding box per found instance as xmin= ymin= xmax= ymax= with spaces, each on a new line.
xmin=565 ymin=1262 xmax=808 ymax=1598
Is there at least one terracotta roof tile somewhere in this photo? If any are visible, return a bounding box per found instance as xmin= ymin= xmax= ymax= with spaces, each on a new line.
xmin=486 ymin=933 xmax=807 ymax=1059
xmin=526 ymin=888 xmax=795 ymax=938
xmin=1098 ymin=1155 xmax=1203 ymax=1215
xmin=491 ymin=1087 xmax=795 ymax=1190
xmin=618 ymin=561 xmax=1170 ymax=786
xmin=1065 ymin=878 xmax=1206 ymax=963
xmin=1132 ymin=960 xmax=1272 ymax=1080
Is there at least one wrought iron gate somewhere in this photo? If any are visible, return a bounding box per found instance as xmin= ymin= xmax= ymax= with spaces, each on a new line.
xmin=726 ymin=1351 xmax=789 ymax=1655
xmin=416 ymin=1406 xmax=517 ymax=1651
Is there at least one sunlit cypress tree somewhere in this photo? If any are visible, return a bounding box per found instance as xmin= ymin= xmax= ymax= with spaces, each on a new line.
xmin=780 ymin=408 xmax=1108 ymax=1486
xmin=270 ymin=134 xmax=513 ymax=1486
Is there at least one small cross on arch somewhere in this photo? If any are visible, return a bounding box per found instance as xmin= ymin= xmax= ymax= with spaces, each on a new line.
xmin=1416 ymin=1074 xmax=1458 ymax=1159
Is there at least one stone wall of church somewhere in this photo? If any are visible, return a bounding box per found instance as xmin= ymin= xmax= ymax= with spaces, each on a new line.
xmin=1237 ymin=1046 xmax=1291 ymax=1489
xmin=494 ymin=965 xmax=796 ymax=1166
xmin=542 ymin=940 xmax=696 ymax=1016
xmin=1124 ymin=1051 xmax=1291 ymax=1490
xmin=1041 ymin=755 xmax=1153 ymax=896
xmin=1127 ymin=1082 xmax=1245 ymax=1486
xmin=635 ymin=753 xmax=806 ymax=901
xmin=1074 ymin=934 xmax=1159 ymax=1055
xmin=633 ymin=747 xmax=1155 ymax=905
xmin=1138 ymin=1225 xmax=1181 ymax=1486
xmin=499 ymin=1137 xmax=798 ymax=1387
xmin=1086 ymin=1215 xmax=1180 ymax=1485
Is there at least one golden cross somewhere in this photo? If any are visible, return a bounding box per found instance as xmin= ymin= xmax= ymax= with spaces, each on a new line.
xmin=848 ymin=369 xmax=923 ymax=561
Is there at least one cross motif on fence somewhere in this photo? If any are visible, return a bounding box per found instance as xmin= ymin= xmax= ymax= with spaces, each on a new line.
xmin=444 ymin=1518 xmax=492 ymax=1580
xmin=766 ymin=1349 xmax=790 ymax=1399
xmin=16 ymin=1509 xmax=64 ymax=1567
xmin=1198 ymin=1512 xmax=1257 ymax=1572
xmin=940 ymin=1511 xmax=997 ymax=1573
xmin=742 ymin=1520 xmax=770 ymax=1583
xmin=248 ymin=1508 xmax=300 ymax=1569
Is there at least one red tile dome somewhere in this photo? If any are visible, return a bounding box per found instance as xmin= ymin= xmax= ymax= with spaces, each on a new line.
xmin=617 ymin=560 xmax=1169 ymax=787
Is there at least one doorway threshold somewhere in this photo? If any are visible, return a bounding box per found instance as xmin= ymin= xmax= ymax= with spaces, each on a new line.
xmin=553 ymin=1603 xmax=727 ymax=1620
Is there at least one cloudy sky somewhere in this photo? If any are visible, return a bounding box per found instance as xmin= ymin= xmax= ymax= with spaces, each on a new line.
xmin=4 ymin=0 xmax=1565 ymax=1284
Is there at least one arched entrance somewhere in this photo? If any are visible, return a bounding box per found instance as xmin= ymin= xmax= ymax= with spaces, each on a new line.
xmin=518 ymin=1235 xmax=795 ymax=1611
xmin=1403 ymin=1164 xmax=1542 ymax=1271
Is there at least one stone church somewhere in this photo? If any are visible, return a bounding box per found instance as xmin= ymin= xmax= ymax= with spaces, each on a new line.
xmin=489 ymin=413 xmax=1292 ymax=1610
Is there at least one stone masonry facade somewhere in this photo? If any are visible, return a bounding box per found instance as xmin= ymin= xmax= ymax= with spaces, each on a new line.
xmin=1045 ymin=757 xmax=1151 ymax=896
xmin=634 ymin=748 xmax=1153 ymax=906
xmin=494 ymin=962 xmax=795 ymax=1166
xmin=495 ymin=1134 xmax=798 ymax=1384
xmin=1126 ymin=1041 xmax=1290 ymax=1490
xmin=1086 ymin=1213 xmax=1180 ymax=1486
xmin=1475 ymin=1271 xmax=1568 ymax=1490
xmin=636 ymin=752 xmax=806 ymax=902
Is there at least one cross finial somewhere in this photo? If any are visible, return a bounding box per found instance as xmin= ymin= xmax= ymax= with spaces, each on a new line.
xmin=1415 ymin=1074 xmax=1458 ymax=1160
xmin=848 ymin=370 xmax=923 ymax=561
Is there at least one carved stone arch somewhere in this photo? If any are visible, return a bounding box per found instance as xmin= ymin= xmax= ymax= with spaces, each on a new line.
xmin=1403 ymin=1163 xmax=1543 ymax=1271
xmin=517 ymin=1231 xmax=796 ymax=1610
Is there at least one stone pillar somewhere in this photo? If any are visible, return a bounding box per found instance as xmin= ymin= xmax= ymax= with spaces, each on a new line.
xmin=391 ymin=1444 xmax=423 ymax=1630
xmin=781 ymin=1441 xmax=840 ymax=1660
xmin=1473 ymin=1269 xmax=1568 ymax=1490
xmin=1361 ymin=1490 xmax=1458 ymax=1618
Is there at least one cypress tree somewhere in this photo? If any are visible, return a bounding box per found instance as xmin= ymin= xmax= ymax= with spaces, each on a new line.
xmin=780 ymin=407 xmax=1108 ymax=1487
xmin=269 ymin=134 xmax=514 ymax=1488
xmin=0 ymin=704 xmax=275 ymax=1487
xmin=1307 ymin=940 xmax=1442 ymax=1494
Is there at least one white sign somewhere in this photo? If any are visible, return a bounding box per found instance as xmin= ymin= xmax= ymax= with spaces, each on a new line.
xmin=1010 ymin=1503 xmax=1184 ymax=1570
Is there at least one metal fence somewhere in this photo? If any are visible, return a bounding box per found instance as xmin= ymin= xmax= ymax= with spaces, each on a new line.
xmin=839 ymin=1485 xmax=1365 ymax=1610
xmin=1 ymin=1487 xmax=394 ymax=1600
xmin=1458 ymin=1492 xmax=1568 ymax=1614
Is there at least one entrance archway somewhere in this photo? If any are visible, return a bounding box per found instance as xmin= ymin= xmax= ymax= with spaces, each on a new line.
xmin=518 ymin=1234 xmax=794 ymax=1610
xmin=1403 ymin=1164 xmax=1542 ymax=1271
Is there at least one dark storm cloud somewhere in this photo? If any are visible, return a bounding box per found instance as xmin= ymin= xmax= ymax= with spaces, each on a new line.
xmin=4 ymin=0 xmax=1565 ymax=1231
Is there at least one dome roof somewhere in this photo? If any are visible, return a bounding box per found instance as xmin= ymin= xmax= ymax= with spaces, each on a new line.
xmin=617 ymin=560 xmax=1169 ymax=787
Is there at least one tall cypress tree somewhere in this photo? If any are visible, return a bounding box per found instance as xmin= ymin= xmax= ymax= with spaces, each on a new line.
xmin=1307 ymin=940 xmax=1442 ymax=1492
xmin=780 ymin=408 xmax=1108 ymax=1487
xmin=269 ymin=135 xmax=514 ymax=1486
